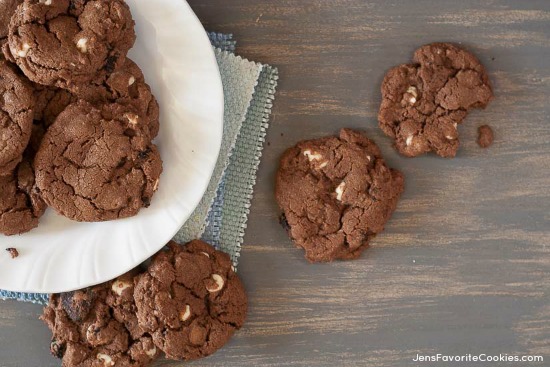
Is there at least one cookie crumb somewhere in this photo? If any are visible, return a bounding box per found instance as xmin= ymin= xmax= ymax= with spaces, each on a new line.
xmin=6 ymin=248 xmax=19 ymax=258
xmin=477 ymin=125 xmax=494 ymax=148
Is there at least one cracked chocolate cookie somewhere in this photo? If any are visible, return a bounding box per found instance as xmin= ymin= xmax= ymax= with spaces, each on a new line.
xmin=41 ymin=279 xmax=161 ymax=367
xmin=35 ymin=100 xmax=162 ymax=222
xmin=275 ymin=129 xmax=405 ymax=262
xmin=134 ymin=240 xmax=248 ymax=361
xmin=0 ymin=157 xmax=45 ymax=235
xmin=28 ymin=84 xmax=77 ymax=154
xmin=0 ymin=59 xmax=34 ymax=176
xmin=69 ymin=58 xmax=160 ymax=140
xmin=379 ymin=42 xmax=493 ymax=158
xmin=8 ymin=0 xmax=136 ymax=88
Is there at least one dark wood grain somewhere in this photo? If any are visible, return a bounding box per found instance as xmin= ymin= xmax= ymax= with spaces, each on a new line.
xmin=1 ymin=0 xmax=549 ymax=366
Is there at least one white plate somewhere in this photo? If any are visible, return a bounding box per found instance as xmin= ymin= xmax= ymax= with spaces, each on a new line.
xmin=0 ymin=0 xmax=224 ymax=293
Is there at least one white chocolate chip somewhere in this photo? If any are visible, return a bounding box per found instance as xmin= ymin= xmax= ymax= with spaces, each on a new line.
xmin=86 ymin=325 xmax=96 ymax=341
xmin=406 ymin=86 xmax=418 ymax=104
xmin=335 ymin=182 xmax=346 ymax=201
xmin=128 ymin=76 xmax=136 ymax=86
xmin=206 ymin=274 xmax=224 ymax=293
xmin=446 ymin=124 xmax=458 ymax=140
xmin=406 ymin=86 xmax=418 ymax=98
xmin=366 ymin=156 xmax=372 ymax=162
xmin=97 ymin=354 xmax=114 ymax=367
xmin=231 ymin=265 xmax=236 ymax=272
xmin=303 ymin=150 xmax=323 ymax=162
xmin=406 ymin=135 xmax=414 ymax=146
xmin=180 ymin=304 xmax=191 ymax=321
xmin=318 ymin=161 xmax=328 ymax=169
xmin=153 ymin=179 xmax=159 ymax=192
xmin=124 ymin=113 xmax=139 ymax=126
xmin=17 ymin=43 xmax=30 ymax=57
xmin=111 ymin=280 xmax=132 ymax=296
xmin=201 ymin=252 xmax=210 ymax=258
xmin=76 ymin=38 xmax=88 ymax=53
xmin=145 ymin=347 xmax=157 ymax=358
xmin=39 ymin=0 xmax=52 ymax=5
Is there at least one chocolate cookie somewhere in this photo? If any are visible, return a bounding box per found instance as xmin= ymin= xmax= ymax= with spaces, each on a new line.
xmin=33 ymin=84 xmax=76 ymax=127
xmin=0 ymin=157 xmax=46 ymax=235
xmin=134 ymin=240 xmax=248 ymax=361
xmin=275 ymin=129 xmax=405 ymax=262
xmin=41 ymin=280 xmax=161 ymax=367
xmin=69 ymin=58 xmax=160 ymax=140
xmin=477 ymin=125 xmax=494 ymax=148
xmin=106 ymin=271 xmax=146 ymax=341
xmin=0 ymin=59 xmax=34 ymax=175
xmin=27 ymin=84 xmax=76 ymax=154
xmin=379 ymin=42 xmax=493 ymax=158
xmin=0 ymin=0 xmax=22 ymax=40
xmin=35 ymin=100 xmax=162 ymax=222
xmin=8 ymin=0 xmax=136 ymax=88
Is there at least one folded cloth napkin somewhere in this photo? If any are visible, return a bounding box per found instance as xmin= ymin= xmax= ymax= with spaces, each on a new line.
xmin=0 ymin=32 xmax=279 ymax=305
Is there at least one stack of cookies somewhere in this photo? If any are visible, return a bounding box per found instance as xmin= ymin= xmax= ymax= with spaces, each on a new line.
xmin=0 ymin=0 xmax=162 ymax=236
xmin=41 ymin=240 xmax=248 ymax=366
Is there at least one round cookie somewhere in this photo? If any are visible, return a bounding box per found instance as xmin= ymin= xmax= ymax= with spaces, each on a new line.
xmin=41 ymin=281 xmax=161 ymax=367
xmin=134 ymin=240 xmax=248 ymax=361
xmin=35 ymin=100 xmax=163 ymax=222
xmin=378 ymin=42 xmax=493 ymax=158
xmin=0 ymin=59 xmax=34 ymax=174
xmin=69 ymin=58 xmax=160 ymax=140
xmin=0 ymin=157 xmax=46 ymax=235
xmin=275 ymin=129 xmax=405 ymax=262
xmin=8 ymin=0 xmax=136 ymax=88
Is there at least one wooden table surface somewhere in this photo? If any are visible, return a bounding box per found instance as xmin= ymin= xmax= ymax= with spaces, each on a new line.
xmin=1 ymin=0 xmax=550 ymax=366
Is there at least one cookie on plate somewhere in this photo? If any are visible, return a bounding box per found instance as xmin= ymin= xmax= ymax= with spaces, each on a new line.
xmin=275 ymin=129 xmax=404 ymax=262
xmin=35 ymin=100 xmax=162 ymax=222
xmin=41 ymin=280 xmax=161 ymax=367
xmin=378 ymin=42 xmax=493 ymax=158
xmin=8 ymin=0 xmax=136 ymax=88
xmin=69 ymin=58 xmax=160 ymax=140
xmin=0 ymin=59 xmax=34 ymax=176
xmin=134 ymin=240 xmax=248 ymax=361
xmin=0 ymin=157 xmax=45 ymax=236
